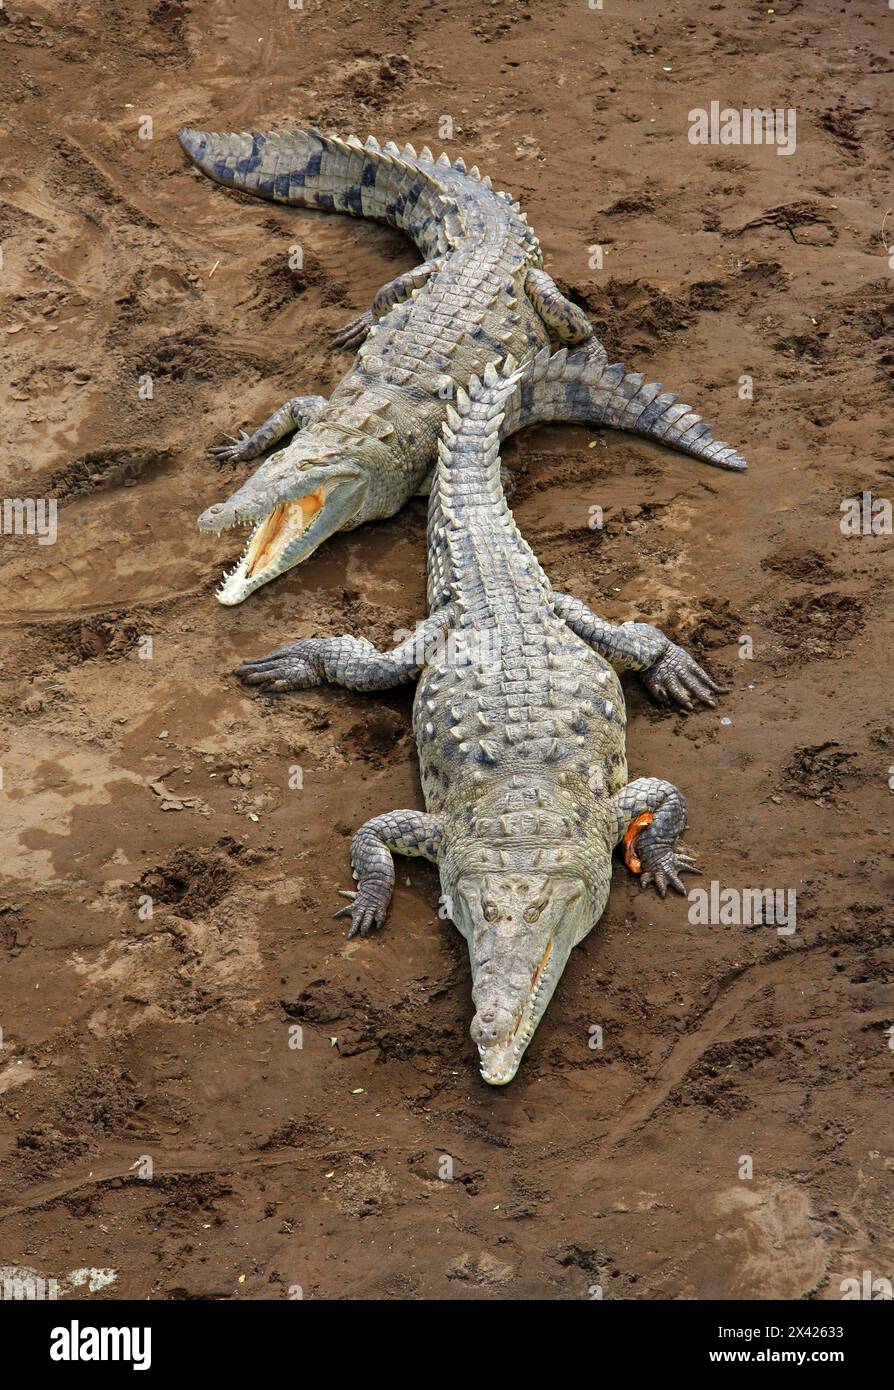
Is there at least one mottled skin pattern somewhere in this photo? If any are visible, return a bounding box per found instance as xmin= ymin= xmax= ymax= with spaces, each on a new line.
xmin=179 ymin=126 xmax=588 ymax=603
xmin=236 ymin=347 xmax=736 ymax=1084
xmin=178 ymin=127 xmax=744 ymax=605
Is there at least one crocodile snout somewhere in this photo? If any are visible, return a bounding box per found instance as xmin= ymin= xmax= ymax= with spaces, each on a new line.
xmin=470 ymin=1006 xmax=514 ymax=1048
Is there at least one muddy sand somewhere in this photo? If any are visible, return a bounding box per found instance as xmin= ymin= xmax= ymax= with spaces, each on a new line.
xmin=0 ymin=0 xmax=892 ymax=1299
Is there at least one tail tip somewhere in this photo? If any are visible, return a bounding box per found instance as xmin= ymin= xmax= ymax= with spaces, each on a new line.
xmin=178 ymin=127 xmax=208 ymax=163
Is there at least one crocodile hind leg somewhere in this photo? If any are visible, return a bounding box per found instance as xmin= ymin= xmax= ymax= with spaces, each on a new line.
xmin=610 ymin=778 xmax=700 ymax=898
xmin=551 ymin=593 xmax=727 ymax=711
xmin=235 ymin=609 xmax=453 ymax=692
xmin=208 ymin=394 xmax=328 ymax=465
xmin=525 ymin=268 xmax=597 ymax=346
xmin=331 ymin=261 xmax=442 ymax=350
xmin=334 ymin=810 xmax=443 ymax=936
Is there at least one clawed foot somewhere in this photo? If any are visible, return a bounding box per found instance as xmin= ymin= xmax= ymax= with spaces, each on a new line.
xmin=208 ymin=429 xmax=262 ymax=466
xmin=638 ymin=836 xmax=701 ymax=898
xmin=642 ymin=642 xmax=728 ymax=712
xmin=235 ymin=642 xmax=320 ymax=692
xmin=331 ymin=309 xmax=373 ymax=352
xmin=333 ymin=886 xmax=390 ymax=938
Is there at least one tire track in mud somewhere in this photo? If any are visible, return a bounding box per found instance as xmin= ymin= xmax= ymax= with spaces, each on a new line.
xmin=534 ymin=935 xmax=894 ymax=1185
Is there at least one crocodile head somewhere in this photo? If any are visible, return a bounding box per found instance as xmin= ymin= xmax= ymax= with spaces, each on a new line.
xmin=198 ymin=444 xmax=368 ymax=604
xmin=453 ymin=870 xmax=595 ymax=1085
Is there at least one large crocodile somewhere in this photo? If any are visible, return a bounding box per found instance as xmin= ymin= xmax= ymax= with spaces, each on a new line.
xmin=235 ymin=345 xmax=735 ymax=1084
xmin=179 ymin=127 xmax=745 ymax=604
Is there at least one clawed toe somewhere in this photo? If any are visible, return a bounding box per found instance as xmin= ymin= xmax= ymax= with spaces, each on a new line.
xmin=644 ymin=643 xmax=729 ymax=713
xmin=334 ymin=888 xmax=387 ymax=938
xmin=208 ymin=429 xmax=255 ymax=464
xmin=640 ymin=850 xmax=701 ymax=899
xmin=234 ymin=644 xmax=318 ymax=691
xmin=331 ymin=311 xmax=373 ymax=351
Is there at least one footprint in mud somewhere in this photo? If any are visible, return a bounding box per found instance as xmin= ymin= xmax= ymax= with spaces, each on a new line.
xmin=768 ymin=590 xmax=866 ymax=661
xmin=778 ymin=742 xmax=859 ymax=803
xmin=712 ymin=1182 xmax=829 ymax=1299
xmin=762 ymin=546 xmax=837 ymax=584
xmin=241 ymin=252 xmax=328 ymax=321
xmin=136 ymin=846 xmax=237 ymax=921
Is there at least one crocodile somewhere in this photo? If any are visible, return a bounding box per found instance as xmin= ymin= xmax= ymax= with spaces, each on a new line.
xmin=178 ymin=126 xmax=745 ymax=604
xmin=234 ymin=344 xmax=736 ymax=1084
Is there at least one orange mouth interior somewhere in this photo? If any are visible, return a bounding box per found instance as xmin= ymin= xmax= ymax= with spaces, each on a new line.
xmin=245 ymin=490 xmax=324 ymax=577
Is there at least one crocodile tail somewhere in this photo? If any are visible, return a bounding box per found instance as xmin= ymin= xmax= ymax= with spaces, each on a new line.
xmin=500 ymin=343 xmax=748 ymax=472
xmin=178 ymin=128 xmax=537 ymax=263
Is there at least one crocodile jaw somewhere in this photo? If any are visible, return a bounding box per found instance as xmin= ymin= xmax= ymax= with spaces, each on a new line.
xmin=457 ymin=873 xmax=590 ymax=1086
xmin=475 ymin=933 xmax=568 ymax=1085
xmin=198 ymin=472 xmax=366 ymax=604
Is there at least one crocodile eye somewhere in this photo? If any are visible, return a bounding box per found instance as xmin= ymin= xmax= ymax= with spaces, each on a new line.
xmin=482 ymin=901 xmax=498 ymax=922
xmin=524 ymin=904 xmax=542 ymax=923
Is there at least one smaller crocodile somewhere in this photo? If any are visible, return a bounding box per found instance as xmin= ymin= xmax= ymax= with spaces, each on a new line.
xmin=235 ymin=346 xmax=734 ymax=1084
xmin=180 ymin=125 xmax=586 ymax=603
xmin=179 ymin=126 xmax=745 ymax=604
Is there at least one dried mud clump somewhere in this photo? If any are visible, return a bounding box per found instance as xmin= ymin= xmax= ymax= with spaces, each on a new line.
xmin=137 ymin=848 xmax=236 ymax=920
xmin=778 ymin=742 xmax=858 ymax=802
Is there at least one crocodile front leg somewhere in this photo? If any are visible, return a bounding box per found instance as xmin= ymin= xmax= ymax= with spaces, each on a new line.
xmin=552 ymin=592 xmax=727 ymax=712
xmin=334 ymin=810 xmax=443 ymax=936
xmin=331 ymin=261 xmax=441 ymax=350
xmin=610 ymin=778 xmax=700 ymax=898
xmin=208 ymin=394 xmax=328 ymax=465
xmin=525 ymin=268 xmax=596 ymax=346
xmin=235 ymin=609 xmax=452 ymax=692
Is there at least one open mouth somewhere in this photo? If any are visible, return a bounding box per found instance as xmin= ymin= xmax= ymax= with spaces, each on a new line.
xmin=197 ymin=461 xmax=366 ymax=605
xmin=200 ymin=484 xmax=341 ymax=605
xmin=213 ymin=489 xmax=325 ymax=604
xmin=477 ymin=936 xmax=555 ymax=1086
xmin=243 ymin=491 xmax=324 ymax=579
